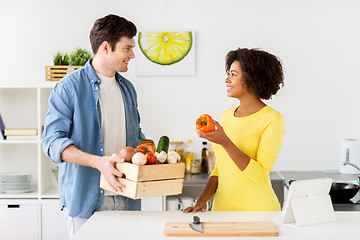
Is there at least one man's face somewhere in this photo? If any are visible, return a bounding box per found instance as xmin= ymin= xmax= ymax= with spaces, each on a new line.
xmin=107 ymin=36 xmax=135 ymax=72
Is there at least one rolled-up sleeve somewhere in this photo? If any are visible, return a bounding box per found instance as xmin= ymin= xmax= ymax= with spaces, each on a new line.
xmin=243 ymin=114 xmax=285 ymax=181
xmin=42 ymin=84 xmax=75 ymax=163
xmin=210 ymin=162 xmax=219 ymax=177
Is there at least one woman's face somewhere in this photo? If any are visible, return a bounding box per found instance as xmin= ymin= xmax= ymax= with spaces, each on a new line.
xmin=225 ymin=60 xmax=246 ymax=99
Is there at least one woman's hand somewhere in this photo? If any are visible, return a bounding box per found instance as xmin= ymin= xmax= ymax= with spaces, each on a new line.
xmin=196 ymin=120 xmax=230 ymax=146
xmin=183 ymin=200 xmax=208 ymax=213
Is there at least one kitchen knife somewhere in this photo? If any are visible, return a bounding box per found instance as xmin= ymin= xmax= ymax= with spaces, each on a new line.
xmin=189 ymin=215 xmax=203 ymax=233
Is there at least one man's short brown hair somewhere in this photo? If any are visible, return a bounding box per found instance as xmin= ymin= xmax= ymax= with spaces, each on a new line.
xmin=89 ymin=14 xmax=137 ymax=54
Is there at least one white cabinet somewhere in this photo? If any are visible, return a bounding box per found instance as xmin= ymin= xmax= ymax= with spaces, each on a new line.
xmin=0 ymin=199 xmax=39 ymax=240
xmin=0 ymin=82 xmax=59 ymax=240
xmin=0 ymin=82 xmax=58 ymax=200
xmin=41 ymin=199 xmax=68 ymax=240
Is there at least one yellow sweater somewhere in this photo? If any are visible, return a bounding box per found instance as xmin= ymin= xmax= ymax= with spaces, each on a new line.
xmin=210 ymin=106 xmax=284 ymax=211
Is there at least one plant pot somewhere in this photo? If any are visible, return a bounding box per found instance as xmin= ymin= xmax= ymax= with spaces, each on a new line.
xmin=45 ymin=65 xmax=83 ymax=81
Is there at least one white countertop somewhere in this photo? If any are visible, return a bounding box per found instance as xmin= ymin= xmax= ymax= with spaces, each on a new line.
xmin=72 ymin=211 xmax=360 ymax=240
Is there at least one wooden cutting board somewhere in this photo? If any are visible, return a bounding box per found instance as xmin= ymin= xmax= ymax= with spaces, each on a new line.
xmin=163 ymin=222 xmax=279 ymax=237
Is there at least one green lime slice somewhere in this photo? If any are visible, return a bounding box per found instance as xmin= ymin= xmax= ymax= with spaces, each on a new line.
xmin=138 ymin=32 xmax=193 ymax=65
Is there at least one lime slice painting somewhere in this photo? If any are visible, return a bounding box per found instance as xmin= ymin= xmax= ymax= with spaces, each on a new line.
xmin=138 ymin=32 xmax=192 ymax=65
xmin=136 ymin=31 xmax=195 ymax=76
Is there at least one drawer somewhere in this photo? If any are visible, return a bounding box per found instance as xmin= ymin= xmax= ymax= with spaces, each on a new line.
xmin=0 ymin=199 xmax=38 ymax=240
xmin=41 ymin=199 xmax=68 ymax=240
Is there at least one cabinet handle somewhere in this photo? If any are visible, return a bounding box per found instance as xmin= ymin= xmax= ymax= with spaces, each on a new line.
xmin=7 ymin=204 xmax=20 ymax=208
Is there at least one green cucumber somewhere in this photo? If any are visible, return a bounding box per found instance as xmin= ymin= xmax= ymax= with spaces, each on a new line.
xmin=156 ymin=136 xmax=170 ymax=153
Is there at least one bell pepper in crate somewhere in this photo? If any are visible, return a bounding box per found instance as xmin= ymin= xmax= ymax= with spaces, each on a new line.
xmin=137 ymin=139 xmax=156 ymax=154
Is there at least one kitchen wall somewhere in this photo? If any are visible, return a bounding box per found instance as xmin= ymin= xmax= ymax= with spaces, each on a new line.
xmin=1 ymin=0 xmax=360 ymax=171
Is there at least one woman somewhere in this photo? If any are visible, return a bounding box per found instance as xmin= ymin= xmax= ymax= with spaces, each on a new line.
xmin=184 ymin=48 xmax=285 ymax=212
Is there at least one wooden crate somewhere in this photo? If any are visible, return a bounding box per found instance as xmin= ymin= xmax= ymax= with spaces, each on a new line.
xmin=100 ymin=162 xmax=185 ymax=199
xmin=45 ymin=65 xmax=83 ymax=81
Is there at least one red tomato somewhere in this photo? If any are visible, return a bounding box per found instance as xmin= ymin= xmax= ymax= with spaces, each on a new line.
xmin=145 ymin=152 xmax=156 ymax=165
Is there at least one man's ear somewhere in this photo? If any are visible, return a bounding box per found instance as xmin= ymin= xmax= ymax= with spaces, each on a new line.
xmin=100 ymin=41 xmax=111 ymax=54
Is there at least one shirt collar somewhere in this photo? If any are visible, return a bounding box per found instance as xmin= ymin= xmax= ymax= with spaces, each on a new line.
xmin=85 ymin=59 xmax=123 ymax=85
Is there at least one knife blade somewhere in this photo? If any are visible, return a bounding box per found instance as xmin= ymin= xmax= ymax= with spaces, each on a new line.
xmin=189 ymin=215 xmax=203 ymax=233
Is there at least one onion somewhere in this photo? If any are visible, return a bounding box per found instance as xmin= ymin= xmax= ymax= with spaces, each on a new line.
xmin=119 ymin=147 xmax=136 ymax=162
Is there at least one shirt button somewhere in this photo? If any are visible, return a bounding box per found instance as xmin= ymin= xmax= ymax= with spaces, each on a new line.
xmin=96 ymin=87 xmax=99 ymax=90
xmin=101 ymin=190 xmax=104 ymax=194
xmin=97 ymin=80 xmax=100 ymax=83
xmin=101 ymin=148 xmax=103 ymax=152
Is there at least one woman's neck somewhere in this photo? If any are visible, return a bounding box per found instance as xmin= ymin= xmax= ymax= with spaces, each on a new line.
xmin=235 ymin=95 xmax=266 ymax=117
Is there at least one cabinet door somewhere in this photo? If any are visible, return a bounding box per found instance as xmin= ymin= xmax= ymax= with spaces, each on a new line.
xmin=41 ymin=199 xmax=68 ymax=240
xmin=0 ymin=199 xmax=38 ymax=240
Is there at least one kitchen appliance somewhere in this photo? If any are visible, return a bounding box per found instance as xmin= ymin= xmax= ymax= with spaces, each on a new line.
xmin=329 ymin=182 xmax=360 ymax=203
xmin=339 ymin=139 xmax=360 ymax=174
xmin=164 ymin=221 xmax=278 ymax=236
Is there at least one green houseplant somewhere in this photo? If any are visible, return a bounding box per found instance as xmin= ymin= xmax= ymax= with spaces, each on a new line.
xmin=70 ymin=48 xmax=92 ymax=66
xmin=51 ymin=51 xmax=70 ymax=80
xmin=46 ymin=48 xmax=92 ymax=81
xmin=53 ymin=51 xmax=69 ymax=65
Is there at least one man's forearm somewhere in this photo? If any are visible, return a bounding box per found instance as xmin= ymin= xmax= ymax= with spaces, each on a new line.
xmin=60 ymin=144 xmax=101 ymax=169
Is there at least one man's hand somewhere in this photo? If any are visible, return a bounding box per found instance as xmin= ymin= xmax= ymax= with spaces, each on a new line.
xmin=60 ymin=145 xmax=128 ymax=192
xmin=98 ymin=156 xmax=126 ymax=192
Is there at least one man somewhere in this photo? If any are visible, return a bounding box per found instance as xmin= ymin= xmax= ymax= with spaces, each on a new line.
xmin=42 ymin=14 xmax=144 ymax=237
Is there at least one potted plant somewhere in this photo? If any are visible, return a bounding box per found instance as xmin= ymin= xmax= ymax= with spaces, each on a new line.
xmin=45 ymin=48 xmax=92 ymax=81
xmin=69 ymin=48 xmax=92 ymax=66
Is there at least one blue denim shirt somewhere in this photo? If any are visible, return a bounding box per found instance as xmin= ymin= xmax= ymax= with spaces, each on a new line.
xmin=42 ymin=60 xmax=144 ymax=218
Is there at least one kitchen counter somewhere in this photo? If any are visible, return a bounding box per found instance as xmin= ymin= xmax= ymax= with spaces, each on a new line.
xmin=72 ymin=211 xmax=360 ymax=240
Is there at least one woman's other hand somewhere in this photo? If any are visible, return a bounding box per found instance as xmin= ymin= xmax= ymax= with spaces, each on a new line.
xmin=196 ymin=120 xmax=230 ymax=146
xmin=183 ymin=200 xmax=207 ymax=213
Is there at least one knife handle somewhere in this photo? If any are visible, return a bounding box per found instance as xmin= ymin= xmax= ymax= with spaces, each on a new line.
xmin=193 ymin=216 xmax=200 ymax=224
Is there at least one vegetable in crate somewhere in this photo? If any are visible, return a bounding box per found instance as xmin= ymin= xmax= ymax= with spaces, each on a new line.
xmin=155 ymin=151 xmax=167 ymax=163
xmin=196 ymin=114 xmax=215 ymax=133
xmin=137 ymin=139 xmax=156 ymax=154
xmin=132 ymin=152 xmax=147 ymax=165
xmin=118 ymin=147 xmax=136 ymax=162
xmin=145 ymin=152 xmax=156 ymax=165
xmin=156 ymin=136 xmax=170 ymax=153
xmin=167 ymin=151 xmax=181 ymax=164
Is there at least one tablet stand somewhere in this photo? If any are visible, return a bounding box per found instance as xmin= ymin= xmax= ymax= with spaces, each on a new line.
xmin=281 ymin=178 xmax=336 ymax=227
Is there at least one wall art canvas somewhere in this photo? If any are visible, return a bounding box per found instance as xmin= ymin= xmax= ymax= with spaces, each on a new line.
xmin=136 ymin=31 xmax=195 ymax=76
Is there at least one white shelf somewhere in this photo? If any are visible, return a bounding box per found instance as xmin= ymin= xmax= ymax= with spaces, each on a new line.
xmin=0 ymin=83 xmax=57 ymax=201
xmin=0 ymin=190 xmax=39 ymax=199
xmin=0 ymin=82 xmax=66 ymax=240
xmin=0 ymin=140 xmax=40 ymax=144
xmin=41 ymin=187 xmax=59 ymax=199
xmin=0 ymin=81 xmax=57 ymax=89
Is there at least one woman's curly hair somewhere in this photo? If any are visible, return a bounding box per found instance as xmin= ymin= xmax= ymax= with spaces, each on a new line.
xmin=225 ymin=48 xmax=284 ymax=100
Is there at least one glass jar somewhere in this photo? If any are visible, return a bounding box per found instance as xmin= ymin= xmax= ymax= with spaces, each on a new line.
xmin=169 ymin=141 xmax=184 ymax=162
xmin=190 ymin=159 xmax=201 ymax=174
